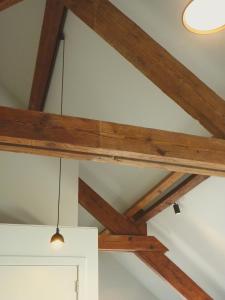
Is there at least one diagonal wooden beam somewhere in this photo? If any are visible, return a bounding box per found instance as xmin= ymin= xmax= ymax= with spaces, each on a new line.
xmin=64 ymin=0 xmax=225 ymax=221
xmin=3 ymin=106 xmax=225 ymax=177
xmin=0 ymin=0 xmax=22 ymax=10
xmin=126 ymin=172 xmax=185 ymax=219
xmin=64 ymin=0 xmax=225 ymax=139
xmin=136 ymin=251 xmax=211 ymax=300
xmin=79 ymin=179 xmax=212 ymax=300
xmin=29 ymin=0 xmax=67 ymax=111
xmin=99 ymin=235 xmax=168 ymax=253
xmin=136 ymin=174 xmax=208 ymax=223
xmin=101 ymin=172 xmax=186 ymax=237
xmin=79 ymin=178 xmax=146 ymax=235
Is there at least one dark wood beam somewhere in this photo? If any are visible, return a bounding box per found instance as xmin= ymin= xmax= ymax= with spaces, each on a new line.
xmin=79 ymin=179 xmax=212 ymax=300
xmin=99 ymin=235 xmax=168 ymax=253
xmin=3 ymin=106 xmax=225 ymax=177
xmin=0 ymin=0 xmax=22 ymax=10
xmin=64 ymin=0 xmax=225 ymax=139
xmin=136 ymin=174 xmax=208 ymax=223
xmin=29 ymin=0 xmax=67 ymax=111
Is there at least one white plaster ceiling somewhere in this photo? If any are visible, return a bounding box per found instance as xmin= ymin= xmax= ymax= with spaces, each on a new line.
xmin=0 ymin=0 xmax=225 ymax=299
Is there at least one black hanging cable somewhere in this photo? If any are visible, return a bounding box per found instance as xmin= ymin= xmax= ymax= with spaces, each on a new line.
xmin=56 ymin=34 xmax=66 ymax=231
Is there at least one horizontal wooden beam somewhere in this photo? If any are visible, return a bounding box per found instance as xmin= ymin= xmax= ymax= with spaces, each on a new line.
xmin=79 ymin=179 xmax=212 ymax=300
xmin=29 ymin=0 xmax=67 ymax=111
xmin=137 ymin=174 xmax=208 ymax=223
xmin=0 ymin=0 xmax=22 ymax=10
xmin=99 ymin=235 xmax=168 ymax=253
xmin=2 ymin=106 xmax=225 ymax=176
xmin=64 ymin=0 xmax=225 ymax=139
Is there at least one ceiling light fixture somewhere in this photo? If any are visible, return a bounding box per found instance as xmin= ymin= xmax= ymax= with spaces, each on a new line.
xmin=183 ymin=0 xmax=225 ymax=34
xmin=50 ymin=34 xmax=66 ymax=249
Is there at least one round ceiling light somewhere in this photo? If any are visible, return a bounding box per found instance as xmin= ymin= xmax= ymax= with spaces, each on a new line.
xmin=183 ymin=0 xmax=225 ymax=34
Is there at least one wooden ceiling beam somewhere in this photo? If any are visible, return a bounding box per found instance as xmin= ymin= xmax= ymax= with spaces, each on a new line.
xmin=125 ymin=172 xmax=185 ymax=219
xmin=64 ymin=0 xmax=225 ymax=138
xmin=101 ymin=172 xmax=185 ymax=237
xmin=63 ymin=0 xmax=225 ymax=220
xmin=79 ymin=179 xmax=212 ymax=300
xmin=0 ymin=0 xmax=22 ymax=10
xmin=29 ymin=0 xmax=67 ymax=111
xmin=99 ymin=235 xmax=168 ymax=253
xmin=79 ymin=178 xmax=146 ymax=235
xmin=137 ymin=174 xmax=208 ymax=223
xmin=136 ymin=251 xmax=212 ymax=300
xmin=3 ymin=106 xmax=225 ymax=177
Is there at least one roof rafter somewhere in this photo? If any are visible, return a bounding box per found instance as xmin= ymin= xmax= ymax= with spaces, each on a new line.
xmin=136 ymin=174 xmax=208 ymax=223
xmin=79 ymin=178 xmax=146 ymax=235
xmin=0 ymin=0 xmax=22 ymax=11
xmin=64 ymin=0 xmax=225 ymax=138
xmin=79 ymin=178 xmax=212 ymax=300
xmin=63 ymin=0 xmax=225 ymax=220
xmin=29 ymin=0 xmax=67 ymax=111
xmin=126 ymin=172 xmax=185 ymax=219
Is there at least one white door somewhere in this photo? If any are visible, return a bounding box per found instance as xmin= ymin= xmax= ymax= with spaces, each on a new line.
xmin=0 ymin=265 xmax=78 ymax=300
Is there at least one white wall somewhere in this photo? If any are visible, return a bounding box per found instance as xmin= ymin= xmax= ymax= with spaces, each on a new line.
xmin=148 ymin=176 xmax=225 ymax=300
xmin=99 ymin=253 xmax=158 ymax=300
xmin=0 ymin=78 xmax=78 ymax=227
xmin=0 ymin=224 xmax=98 ymax=300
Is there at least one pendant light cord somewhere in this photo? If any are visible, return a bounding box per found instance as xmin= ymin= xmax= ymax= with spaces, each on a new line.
xmin=57 ymin=34 xmax=65 ymax=230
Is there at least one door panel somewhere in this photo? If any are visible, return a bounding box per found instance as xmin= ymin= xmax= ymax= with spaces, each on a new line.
xmin=0 ymin=265 xmax=78 ymax=300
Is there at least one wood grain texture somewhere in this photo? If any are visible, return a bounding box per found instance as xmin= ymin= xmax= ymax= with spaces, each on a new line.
xmin=99 ymin=235 xmax=168 ymax=253
xmin=137 ymin=174 xmax=208 ymax=223
xmin=64 ymin=0 xmax=225 ymax=226
xmin=64 ymin=0 xmax=225 ymax=138
xmin=79 ymin=179 xmax=211 ymax=299
xmin=29 ymin=0 xmax=67 ymax=111
xmin=126 ymin=172 xmax=185 ymax=219
xmin=136 ymin=252 xmax=212 ymax=300
xmin=0 ymin=0 xmax=22 ymax=10
xmin=79 ymin=178 xmax=146 ymax=235
xmin=101 ymin=172 xmax=185 ymax=236
xmin=3 ymin=106 xmax=225 ymax=176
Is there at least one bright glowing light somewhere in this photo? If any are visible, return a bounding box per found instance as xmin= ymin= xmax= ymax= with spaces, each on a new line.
xmin=51 ymin=239 xmax=64 ymax=249
xmin=183 ymin=0 xmax=225 ymax=34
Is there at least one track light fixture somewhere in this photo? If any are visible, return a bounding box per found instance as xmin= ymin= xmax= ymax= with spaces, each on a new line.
xmin=173 ymin=203 xmax=181 ymax=215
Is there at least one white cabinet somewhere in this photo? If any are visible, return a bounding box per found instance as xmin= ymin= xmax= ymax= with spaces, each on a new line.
xmin=0 ymin=225 xmax=98 ymax=300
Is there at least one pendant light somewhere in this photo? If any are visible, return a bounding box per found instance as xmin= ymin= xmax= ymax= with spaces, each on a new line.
xmin=183 ymin=0 xmax=225 ymax=34
xmin=50 ymin=34 xmax=66 ymax=248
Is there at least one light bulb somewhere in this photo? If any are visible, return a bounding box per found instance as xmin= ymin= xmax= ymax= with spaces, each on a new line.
xmin=50 ymin=228 xmax=64 ymax=249
xmin=183 ymin=0 xmax=225 ymax=34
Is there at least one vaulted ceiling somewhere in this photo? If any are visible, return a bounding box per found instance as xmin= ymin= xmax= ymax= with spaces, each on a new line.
xmin=0 ymin=0 xmax=225 ymax=299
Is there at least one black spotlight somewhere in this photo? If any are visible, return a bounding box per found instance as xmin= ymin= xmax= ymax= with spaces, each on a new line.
xmin=173 ymin=203 xmax=181 ymax=215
